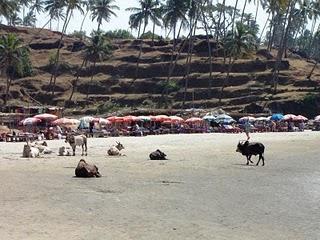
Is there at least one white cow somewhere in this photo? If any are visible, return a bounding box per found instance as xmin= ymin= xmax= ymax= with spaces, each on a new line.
xmin=107 ymin=141 xmax=125 ymax=156
xmin=22 ymin=143 xmax=40 ymax=158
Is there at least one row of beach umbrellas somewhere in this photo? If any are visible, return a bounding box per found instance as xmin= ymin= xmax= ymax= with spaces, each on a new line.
xmin=19 ymin=113 xmax=320 ymax=127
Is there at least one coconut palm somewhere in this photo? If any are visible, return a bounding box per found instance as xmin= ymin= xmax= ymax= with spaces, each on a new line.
xmin=85 ymin=32 xmax=112 ymax=100
xmin=126 ymin=0 xmax=163 ymax=81
xmin=0 ymin=33 xmax=29 ymax=105
xmin=23 ymin=10 xmax=36 ymax=27
xmin=219 ymin=22 xmax=256 ymax=102
xmin=8 ymin=12 xmax=22 ymax=26
xmin=162 ymin=0 xmax=189 ymax=50
xmin=90 ymin=0 xmax=119 ymax=31
xmin=48 ymin=0 xmax=86 ymax=96
xmin=0 ymin=0 xmax=18 ymax=19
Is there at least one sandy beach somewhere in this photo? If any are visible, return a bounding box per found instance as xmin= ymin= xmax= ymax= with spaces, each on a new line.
xmin=0 ymin=132 xmax=319 ymax=240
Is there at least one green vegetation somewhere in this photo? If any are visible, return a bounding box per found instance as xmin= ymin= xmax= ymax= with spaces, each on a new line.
xmin=0 ymin=33 xmax=32 ymax=105
xmin=104 ymin=29 xmax=134 ymax=39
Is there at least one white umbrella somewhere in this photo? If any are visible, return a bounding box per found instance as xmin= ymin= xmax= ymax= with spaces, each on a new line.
xmin=34 ymin=113 xmax=58 ymax=121
xmin=20 ymin=117 xmax=42 ymax=126
xmin=215 ymin=114 xmax=235 ymax=124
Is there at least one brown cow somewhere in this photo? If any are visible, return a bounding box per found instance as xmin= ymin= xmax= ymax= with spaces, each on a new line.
xmin=75 ymin=159 xmax=101 ymax=178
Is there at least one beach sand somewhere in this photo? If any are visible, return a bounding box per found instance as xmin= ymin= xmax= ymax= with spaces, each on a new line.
xmin=0 ymin=132 xmax=319 ymax=240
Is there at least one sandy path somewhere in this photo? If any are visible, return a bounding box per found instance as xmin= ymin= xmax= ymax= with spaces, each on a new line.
xmin=0 ymin=132 xmax=319 ymax=240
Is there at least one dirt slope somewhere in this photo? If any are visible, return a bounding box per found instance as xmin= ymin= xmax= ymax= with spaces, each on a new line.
xmin=1 ymin=25 xmax=319 ymax=117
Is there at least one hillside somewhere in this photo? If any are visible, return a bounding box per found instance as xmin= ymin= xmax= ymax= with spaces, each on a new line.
xmin=1 ymin=25 xmax=320 ymax=117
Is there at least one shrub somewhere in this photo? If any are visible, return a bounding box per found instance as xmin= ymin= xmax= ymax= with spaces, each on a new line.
xmin=104 ymin=29 xmax=134 ymax=39
xmin=140 ymin=31 xmax=161 ymax=40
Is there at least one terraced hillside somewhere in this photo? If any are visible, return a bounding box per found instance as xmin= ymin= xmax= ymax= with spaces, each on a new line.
xmin=1 ymin=25 xmax=320 ymax=116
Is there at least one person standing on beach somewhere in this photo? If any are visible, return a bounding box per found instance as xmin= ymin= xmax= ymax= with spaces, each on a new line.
xmin=244 ymin=119 xmax=251 ymax=141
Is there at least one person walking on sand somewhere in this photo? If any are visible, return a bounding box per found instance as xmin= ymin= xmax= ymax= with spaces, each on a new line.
xmin=244 ymin=119 xmax=251 ymax=141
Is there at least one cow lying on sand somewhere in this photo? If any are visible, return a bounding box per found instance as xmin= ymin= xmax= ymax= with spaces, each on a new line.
xmin=65 ymin=134 xmax=87 ymax=156
xmin=107 ymin=142 xmax=125 ymax=156
xmin=22 ymin=143 xmax=40 ymax=158
xmin=75 ymin=159 xmax=101 ymax=178
xmin=149 ymin=149 xmax=167 ymax=160
xmin=236 ymin=140 xmax=265 ymax=166
xmin=22 ymin=141 xmax=52 ymax=158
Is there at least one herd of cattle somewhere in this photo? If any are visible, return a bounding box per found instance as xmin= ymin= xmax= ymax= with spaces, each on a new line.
xmin=22 ymin=134 xmax=266 ymax=178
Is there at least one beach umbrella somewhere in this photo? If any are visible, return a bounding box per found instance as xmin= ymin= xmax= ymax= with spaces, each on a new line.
xmin=255 ymin=117 xmax=269 ymax=121
xmin=283 ymin=114 xmax=296 ymax=121
xmin=270 ymin=114 xmax=284 ymax=121
xmin=80 ymin=116 xmax=94 ymax=123
xmin=123 ymin=115 xmax=141 ymax=122
xmin=34 ymin=113 xmax=58 ymax=121
xmin=293 ymin=115 xmax=308 ymax=122
xmin=215 ymin=114 xmax=235 ymax=124
xmin=151 ymin=115 xmax=170 ymax=122
xmin=185 ymin=117 xmax=203 ymax=123
xmin=107 ymin=116 xmax=124 ymax=123
xmin=92 ymin=118 xmax=110 ymax=125
xmin=169 ymin=116 xmax=184 ymax=123
xmin=239 ymin=116 xmax=256 ymax=123
xmin=0 ymin=125 xmax=10 ymax=134
xmin=20 ymin=117 xmax=42 ymax=126
xmin=53 ymin=118 xmax=80 ymax=125
xmin=138 ymin=116 xmax=151 ymax=121
xmin=315 ymin=115 xmax=320 ymax=122
xmin=202 ymin=115 xmax=216 ymax=121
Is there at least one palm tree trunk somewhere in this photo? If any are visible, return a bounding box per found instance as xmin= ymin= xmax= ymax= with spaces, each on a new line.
xmin=137 ymin=21 xmax=142 ymax=38
xmin=272 ymin=0 xmax=296 ymax=94
xmin=4 ymin=75 xmax=11 ymax=106
xmin=254 ymin=0 xmax=259 ymax=22
xmin=307 ymin=61 xmax=318 ymax=80
xmin=152 ymin=21 xmax=156 ymax=46
xmin=176 ymin=20 xmax=183 ymax=40
xmin=202 ymin=6 xmax=213 ymax=99
xmin=28 ymin=18 xmax=51 ymax=45
xmin=97 ymin=21 xmax=101 ymax=32
xmin=86 ymin=60 xmax=96 ymax=100
xmin=50 ymin=8 xmax=72 ymax=96
xmin=80 ymin=9 xmax=89 ymax=34
xmin=216 ymin=0 xmax=225 ymax=41
xmin=258 ymin=12 xmax=270 ymax=43
xmin=68 ymin=58 xmax=87 ymax=102
xmin=134 ymin=22 xmax=147 ymax=80
xmin=182 ymin=18 xmax=198 ymax=108
xmin=240 ymin=0 xmax=248 ymax=23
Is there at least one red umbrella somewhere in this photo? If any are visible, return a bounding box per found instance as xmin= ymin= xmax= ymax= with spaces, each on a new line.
xmin=151 ymin=115 xmax=170 ymax=122
xmin=169 ymin=116 xmax=184 ymax=123
xmin=293 ymin=115 xmax=308 ymax=122
xmin=34 ymin=113 xmax=58 ymax=121
xmin=185 ymin=117 xmax=203 ymax=123
xmin=107 ymin=116 xmax=124 ymax=123
xmin=123 ymin=115 xmax=141 ymax=122
xmin=20 ymin=117 xmax=42 ymax=126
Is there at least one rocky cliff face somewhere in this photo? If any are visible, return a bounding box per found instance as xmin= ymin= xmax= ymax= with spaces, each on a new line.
xmin=1 ymin=25 xmax=319 ymax=117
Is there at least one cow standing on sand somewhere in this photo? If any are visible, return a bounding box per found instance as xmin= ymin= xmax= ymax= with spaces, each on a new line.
xmin=107 ymin=142 xmax=125 ymax=156
xmin=65 ymin=134 xmax=87 ymax=156
xmin=236 ymin=140 xmax=265 ymax=166
xmin=75 ymin=159 xmax=101 ymax=178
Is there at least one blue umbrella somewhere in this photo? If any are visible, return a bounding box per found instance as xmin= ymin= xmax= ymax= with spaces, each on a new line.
xmin=215 ymin=114 xmax=235 ymax=124
xmin=270 ymin=114 xmax=284 ymax=121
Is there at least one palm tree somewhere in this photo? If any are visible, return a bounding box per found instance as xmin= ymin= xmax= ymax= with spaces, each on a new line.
xmin=219 ymin=23 xmax=256 ymax=102
xmin=8 ymin=12 xmax=22 ymax=26
xmin=0 ymin=0 xmax=18 ymax=19
xmin=23 ymin=10 xmax=36 ymax=27
xmin=127 ymin=0 xmax=162 ymax=81
xmin=48 ymin=0 xmax=86 ymax=96
xmin=85 ymin=32 xmax=112 ymax=100
xmin=90 ymin=0 xmax=119 ymax=31
xmin=162 ymin=0 xmax=189 ymax=50
xmin=0 ymin=33 xmax=29 ymax=105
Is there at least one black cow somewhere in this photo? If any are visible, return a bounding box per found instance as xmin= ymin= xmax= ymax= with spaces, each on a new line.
xmin=75 ymin=159 xmax=101 ymax=178
xmin=149 ymin=149 xmax=167 ymax=160
xmin=236 ymin=141 xmax=265 ymax=166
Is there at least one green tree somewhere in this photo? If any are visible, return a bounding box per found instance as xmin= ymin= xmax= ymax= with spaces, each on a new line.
xmin=220 ymin=22 xmax=256 ymax=102
xmin=0 ymin=34 xmax=31 ymax=105
xmin=90 ymin=0 xmax=119 ymax=31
